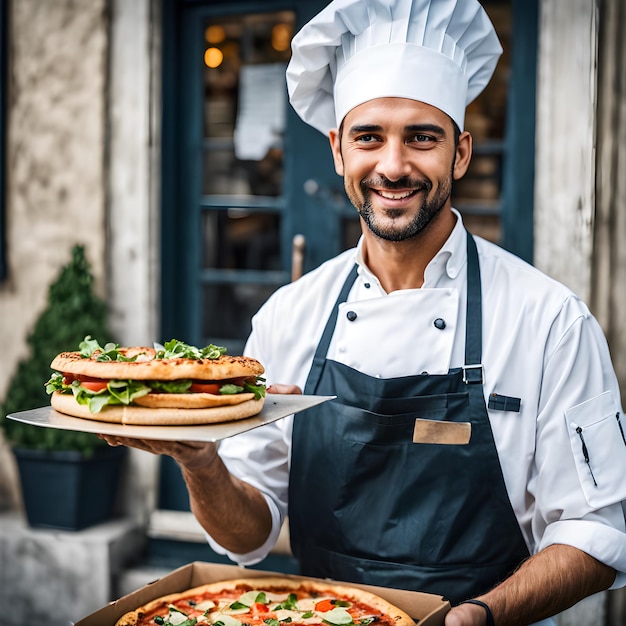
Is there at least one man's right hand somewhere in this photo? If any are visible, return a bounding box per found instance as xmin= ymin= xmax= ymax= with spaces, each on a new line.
xmin=98 ymin=434 xmax=218 ymax=470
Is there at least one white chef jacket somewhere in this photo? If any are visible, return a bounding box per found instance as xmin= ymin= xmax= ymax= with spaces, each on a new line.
xmin=208 ymin=211 xmax=626 ymax=605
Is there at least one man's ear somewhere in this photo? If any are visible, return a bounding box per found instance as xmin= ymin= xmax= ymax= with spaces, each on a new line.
xmin=453 ymin=131 xmax=472 ymax=180
xmin=328 ymin=129 xmax=344 ymax=176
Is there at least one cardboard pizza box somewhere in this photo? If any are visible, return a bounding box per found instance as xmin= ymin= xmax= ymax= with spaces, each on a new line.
xmin=75 ymin=562 xmax=450 ymax=626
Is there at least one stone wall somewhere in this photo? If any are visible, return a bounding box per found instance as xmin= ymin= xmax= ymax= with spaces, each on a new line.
xmin=0 ymin=0 xmax=109 ymax=508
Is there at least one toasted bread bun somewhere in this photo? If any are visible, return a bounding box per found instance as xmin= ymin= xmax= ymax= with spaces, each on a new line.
xmin=50 ymin=348 xmax=264 ymax=381
xmin=51 ymin=391 xmax=265 ymax=425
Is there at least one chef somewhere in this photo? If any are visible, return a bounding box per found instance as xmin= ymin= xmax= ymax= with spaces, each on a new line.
xmin=104 ymin=0 xmax=626 ymax=624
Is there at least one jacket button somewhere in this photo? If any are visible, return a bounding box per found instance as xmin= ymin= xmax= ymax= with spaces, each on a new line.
xmin=433 ymin=318 xmax=446 ymax=330
xmin=346 ymin=310 xmax=357 ymax=321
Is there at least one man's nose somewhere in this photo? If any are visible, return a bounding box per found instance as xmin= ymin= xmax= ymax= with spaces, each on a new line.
xmin=376 ymin=140 xmax=412 ymax=182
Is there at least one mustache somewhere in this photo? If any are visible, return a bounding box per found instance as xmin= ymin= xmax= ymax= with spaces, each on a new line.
xmin=360 ymin=176 xmax=432 ymax=192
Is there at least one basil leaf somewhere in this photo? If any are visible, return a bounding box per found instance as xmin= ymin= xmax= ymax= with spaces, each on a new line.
xmin=274 ymin=594 xmax=298 ymax=611
xmin=229 ymin=602 xmax=249 ymax=611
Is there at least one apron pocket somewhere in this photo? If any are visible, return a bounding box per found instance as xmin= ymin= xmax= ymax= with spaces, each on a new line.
xmin=331 ymin=393 xmax=471 ymax=445
xmin=565 ymin=390 xmax=626 ymax=508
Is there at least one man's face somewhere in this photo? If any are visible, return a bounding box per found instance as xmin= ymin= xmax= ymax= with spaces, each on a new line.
xmin=329 ymin=98 xmax=471 ymax=242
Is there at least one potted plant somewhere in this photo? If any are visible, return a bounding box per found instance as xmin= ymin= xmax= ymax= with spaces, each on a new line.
xmin=0 ymin=245 xmax=127 ymax=530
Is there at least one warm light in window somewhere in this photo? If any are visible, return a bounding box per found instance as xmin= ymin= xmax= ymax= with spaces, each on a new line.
xmin=271 ymin=23 xmax=292 ymax=52
xmin=205 ymin=25 xmax=225 ymax=44
xmin=204 ymin=47 xmax=224 ymax=68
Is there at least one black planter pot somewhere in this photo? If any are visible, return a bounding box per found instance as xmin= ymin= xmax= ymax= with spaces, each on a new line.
xmin=13 ymin=445 xmax=127 ymax=531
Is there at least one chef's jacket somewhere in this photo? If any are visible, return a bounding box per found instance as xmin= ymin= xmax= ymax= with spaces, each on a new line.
xmin=208 ymin=210 xmax=626 ymax=595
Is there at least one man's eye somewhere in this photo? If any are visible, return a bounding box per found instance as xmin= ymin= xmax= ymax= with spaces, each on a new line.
xmin=411 ymin=134 xmax=433 ymax=143
xmin=355 ymin=134 xmax=378 ymax=143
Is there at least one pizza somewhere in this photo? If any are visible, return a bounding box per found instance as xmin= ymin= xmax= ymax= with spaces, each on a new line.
xmin=45 ymin=337 xmax=266 ymax=425
xmin=115 ymin=577 xmax=416 ymax=626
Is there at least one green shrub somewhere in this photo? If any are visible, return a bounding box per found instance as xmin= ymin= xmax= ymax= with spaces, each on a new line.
xmin=0 ymin=245 xmax=112 ymax=455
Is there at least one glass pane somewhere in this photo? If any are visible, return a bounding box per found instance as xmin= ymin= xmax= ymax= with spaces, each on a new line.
xmin=202 ymin=210 xmax=281 ymax=271
xmin=202 ymin=11 xmax=295 ymax=197
xmin=202 ymin=282 xmax=279 ymax=344
xmin=452 ymin=2 xmax=511 ymax=244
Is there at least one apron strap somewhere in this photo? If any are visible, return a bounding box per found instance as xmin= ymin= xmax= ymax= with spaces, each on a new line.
xmin=464 ymin=232 xmax=483 ymax=381
xmin=304 ymin=264 xmax=359 ymax=395
xmin=304 ymin=230 xmax=483 ymax=392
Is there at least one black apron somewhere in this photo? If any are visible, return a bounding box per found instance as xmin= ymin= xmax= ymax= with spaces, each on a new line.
xmin=288 ymin=232 xmax=529 ymax=604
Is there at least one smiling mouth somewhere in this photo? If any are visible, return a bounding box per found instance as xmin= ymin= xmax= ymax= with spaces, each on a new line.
xmin=373 ymin=189 xmax=419 ymax=200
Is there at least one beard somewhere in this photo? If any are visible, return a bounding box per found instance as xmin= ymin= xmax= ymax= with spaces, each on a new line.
xmin=353 ymin=172 xmax=453 ymax=242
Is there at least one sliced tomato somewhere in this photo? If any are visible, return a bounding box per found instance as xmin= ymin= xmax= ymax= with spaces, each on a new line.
xmin=65 ymin=374 xmax=110 ymax=392
xmin=80 ymin=380 xmax=109 ymax=392
xmin=253 ymin=603 xmax=269 ymax=614
xmin=188 ymin=382 xmax=221 ymax=394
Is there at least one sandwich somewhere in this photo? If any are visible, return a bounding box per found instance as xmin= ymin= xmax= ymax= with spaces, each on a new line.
xmin=45 ymin=337 xmax=266 ymax=425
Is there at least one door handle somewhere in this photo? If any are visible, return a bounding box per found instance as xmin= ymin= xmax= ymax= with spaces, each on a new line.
xmin=291 ymin=234 xmax=306 ymax=282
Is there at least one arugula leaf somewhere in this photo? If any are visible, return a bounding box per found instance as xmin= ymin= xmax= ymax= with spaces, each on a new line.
xmin=79 ymin=336 xmax=102 ymax=358
xmin=156 ymin=339 xmax=227 ymax=360
xmin=78 ymin=335 xmax=144 ymax=362
xmin=243 ymin=378 xmax=267 ymax=400
xmin=45 ymin=372 xmax=66 ymax=394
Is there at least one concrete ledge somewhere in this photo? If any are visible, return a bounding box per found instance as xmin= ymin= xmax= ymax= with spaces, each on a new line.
xmin=0 ymin=512 xmax=144 ymax=626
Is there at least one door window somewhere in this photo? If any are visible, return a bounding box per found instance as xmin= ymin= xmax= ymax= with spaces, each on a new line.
xmin=199 ymin=10 xmax=295 ymax=353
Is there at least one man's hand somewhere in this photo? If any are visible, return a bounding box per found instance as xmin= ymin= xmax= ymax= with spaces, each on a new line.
xmin=97 ymin=381 xmax=302 ymax=464
xmin=267 ymin=383 xmax=302 ymax=395
xmin=444 ymin=603 xmax=489 ymax=625
xmin=443 ymin=544 xmax=615 ymax=626
xmin=98 ymin=434 xmax=218 ymax=470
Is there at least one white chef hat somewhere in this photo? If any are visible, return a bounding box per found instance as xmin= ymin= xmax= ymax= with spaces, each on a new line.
xmin=286 ymin=0 xmax=503 ymax=134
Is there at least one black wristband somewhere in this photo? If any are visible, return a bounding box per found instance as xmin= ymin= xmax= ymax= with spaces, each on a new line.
xmin=458 ymin=599 xmax=495 ymax=626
